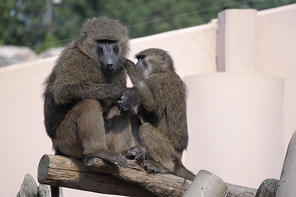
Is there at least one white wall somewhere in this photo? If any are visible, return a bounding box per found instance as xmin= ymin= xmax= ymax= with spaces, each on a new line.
xmin=0 ymin=59 xmax=55 ymax=197
xmin=184 ymin=73 xmax=284 ymax=188
xmin=0 ymin=3 xmax=296 ymax=196
xmin=129 ymin=21 xmax=217 ymax=78
xmin=257 ymin=4 xmax=296 ymax=146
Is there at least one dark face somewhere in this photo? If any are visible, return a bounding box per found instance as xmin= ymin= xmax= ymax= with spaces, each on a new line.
xmin=135 ymin=54 xmax=152 ymax=78
xmin=97 ymin=40 xmax=120 ymax=74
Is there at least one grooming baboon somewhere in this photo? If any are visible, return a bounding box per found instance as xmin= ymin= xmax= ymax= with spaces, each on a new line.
xmin=43 ymin=17 xmax=132 ymax=196
xmin=118 ymin=48 xmax=195 ymax=180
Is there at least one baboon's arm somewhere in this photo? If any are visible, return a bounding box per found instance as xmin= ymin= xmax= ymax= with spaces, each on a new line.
xmin=53 ymin=83 xmax=122 ymax=105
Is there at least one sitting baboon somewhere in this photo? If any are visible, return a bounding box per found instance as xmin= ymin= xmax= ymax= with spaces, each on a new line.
xmin=118 ymin=48 xmax=195 ymax=180
xmin=43 ymin=16 xmax=132 ymax=196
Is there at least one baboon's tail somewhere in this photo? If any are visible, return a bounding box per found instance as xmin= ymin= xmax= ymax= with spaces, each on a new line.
xmin=175 ymin=161 xmax=196 ymax=181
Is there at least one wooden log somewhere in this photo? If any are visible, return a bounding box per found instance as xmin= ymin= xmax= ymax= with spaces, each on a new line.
xmin=183 ymin=170 xmax=228 ymax=197
xmin=182 ymin=170 xmax=256 ymax=197
xmin=84 ymin=156 xmax=191 ymax=197
xmin=38 ymin=154 xmax=257 ymax=197
xmin=276 ymin=130 xmax=296 ymax=197
xmin=38 ymin=154 xmax=155 ymax=197
xmin=17 ymin=173 xmax=38 ymax=197
xmin=256 ymin=179 xmax=279 ymax=197
xmin=38 ymin=184 xmax=53 ymax=197
xmin=38 ymin=154 xmax=189 ymax=197
xmin=227 ymin=183 xmax=257 ymax=197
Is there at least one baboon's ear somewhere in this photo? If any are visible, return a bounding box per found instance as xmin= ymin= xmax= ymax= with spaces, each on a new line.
xmin=161 ymin=53 xmax=174 ymax=71
xmin=81 ymin=31 xmax=88 ymax=40
xmin=161 ymin=54 xmax=169 ymax=65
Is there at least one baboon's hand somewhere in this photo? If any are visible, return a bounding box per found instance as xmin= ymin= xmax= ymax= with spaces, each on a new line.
xmin=107 ymin=152 xmax=130 ymax=168
xmin=117 ymin=88 xmax=140 ymax=111
xmin=87 ymin=150 xmax=129 ymax=168
xmin=123 ymin=146 xmax=144 ymax=164
xmin=143 ymin=160 xmax=169 ymax=174
xmin=108 ymin=85 xmax=122 ymax=101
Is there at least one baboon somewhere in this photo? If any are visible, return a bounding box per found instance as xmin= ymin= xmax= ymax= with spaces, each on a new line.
xmin=118 ymin=48 xmax=195 ymax=180
xmin=43 ymin=16 xmax=132 ymax=196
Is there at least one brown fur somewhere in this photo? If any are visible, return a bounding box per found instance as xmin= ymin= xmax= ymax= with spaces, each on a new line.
xmin=43 ymin=17 xmax=132 ymax=166
xmin=120 ymin=48 xmax=195 ymax=180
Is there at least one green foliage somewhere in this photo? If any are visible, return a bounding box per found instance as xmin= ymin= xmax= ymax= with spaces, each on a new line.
xmin=0 ymin=0 xmax=46 ymax=48
xmin=1 ymin=0 xmax=295 ymax=53
xmin=34 ymin=34 xmax=60 ymax=53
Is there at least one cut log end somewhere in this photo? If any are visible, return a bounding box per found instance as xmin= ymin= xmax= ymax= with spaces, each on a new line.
xmin=37 ymin=154 xmax=50 ymax=183
xmin=183 ymin=170 xmax=228 ymax=197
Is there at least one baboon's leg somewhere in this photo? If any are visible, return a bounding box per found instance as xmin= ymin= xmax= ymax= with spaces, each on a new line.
xmin=76 ymin=99 xmax=129 ymax=167
xmin=76 ymin=98 xmax=106 ymax=155
xmin=54 ymin=98 xmax=129 ymax=167
xmin=53 ymin=98 xmax=104 ymax=158
xmin=138 ymin=122 xmax=176 ymax=173
xmin=105 ymin=107 xmax=133 ymax=152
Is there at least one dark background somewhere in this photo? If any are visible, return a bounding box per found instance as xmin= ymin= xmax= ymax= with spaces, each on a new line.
xmin=1 ymin=0 xmax=295 ymax=53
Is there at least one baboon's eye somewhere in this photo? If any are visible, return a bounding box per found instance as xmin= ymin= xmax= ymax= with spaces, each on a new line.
xmin=81 ymin=32 xmax=88 ymax=39
xmin=136 ymin=55 xmax=146 ymax=60
xmin=97 ymin=46 xmax=103 ymax=56
xmin=113 ymin=45 xmax=119 ymax=55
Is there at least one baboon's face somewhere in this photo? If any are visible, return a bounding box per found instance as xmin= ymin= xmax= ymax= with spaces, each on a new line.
xmin=135 ymin=49 xmax=175 ymax=78
xmin=135 ymin=54 xmax=153 ymax=78
xmin=79 ymin=34 xmax=121 ymax=74
xmin=97 ymin=40 xmax=120 ymax=74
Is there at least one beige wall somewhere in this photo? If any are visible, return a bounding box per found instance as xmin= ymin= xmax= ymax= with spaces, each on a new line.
xmin=186 ymin=6 xmax=295 ymax=188
xmin=129 ymin=21 xmax=217 ymax=78
xmin=0 ymin=59 xmax=55 ymax=196
xmin=184 ymin=73 xmax=284 ymax=187
xmin=257 ymin=4 xmax=296 ymax=146
xmin=0 ymin=4 xmax=295 ymax=196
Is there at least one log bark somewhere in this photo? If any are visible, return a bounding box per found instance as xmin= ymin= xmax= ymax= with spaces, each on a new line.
xmin=38 ymin=184 xmax=54 ymax=197
xmin=256 ymin=179 xmax=279 ymax=197
xmin=38 ymin=154 xmax=189 ymax=197
xmin=227 ymin=183 xmax=257 ymax=197
xmin=84 ymin=156 xmax=191 ymax=197
xmin=183 ymin=170 xmax=228 ymax=197
xmin=276 ymin=130 xmax=296 ymax=197
xmin=38 ymin=154 xmax=257 ymax=197
xmin=17 ymin=173 xmax=38 ymax=197
xmin=182 ymin=170 xmax=256 ymax=197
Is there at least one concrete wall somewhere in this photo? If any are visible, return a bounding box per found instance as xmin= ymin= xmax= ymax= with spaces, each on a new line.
xmin=0 ymin=3 xmax=295 ymax=196
xmin=184 ymin=73 xmax=284 ymax=187
xmin=129 ymin=21 xmax=217 ymax=79
xmin=257 ymin=4 xmax=296 ymax=146
xmin=183 ymin=4 xmax=296 ymax=187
